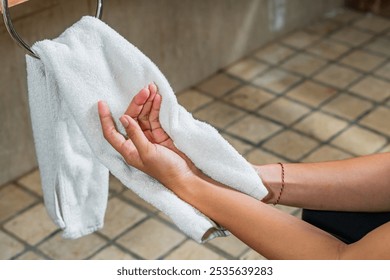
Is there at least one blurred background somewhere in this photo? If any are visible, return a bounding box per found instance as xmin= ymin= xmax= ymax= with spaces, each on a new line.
xmin=0 ymin=0 xmax=389 ymax=259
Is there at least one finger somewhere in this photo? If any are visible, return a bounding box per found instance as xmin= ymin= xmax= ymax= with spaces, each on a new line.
xmin=137 ymin=84 xmax=157 ymax=131
xmin=124 ymin=87 xmax=150 ymax=119
xmin=149 ymin=93 xmax=169 ymax=141
xmin=120 ymin=114 xmax=151 ymax=156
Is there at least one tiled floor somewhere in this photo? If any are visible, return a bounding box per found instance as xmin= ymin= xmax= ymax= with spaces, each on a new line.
xmin=1 ymin=9 xmax=389 ymax=260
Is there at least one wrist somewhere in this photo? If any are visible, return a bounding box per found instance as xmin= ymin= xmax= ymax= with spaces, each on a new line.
xmin=254 ymin=164 xmax=283 ymax=204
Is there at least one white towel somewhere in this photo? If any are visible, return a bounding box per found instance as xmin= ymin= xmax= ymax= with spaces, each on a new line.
xmin=26 ymin=16 xmax=268 ymax=242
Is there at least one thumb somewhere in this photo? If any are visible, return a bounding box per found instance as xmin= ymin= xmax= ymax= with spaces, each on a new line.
xmin=120 ymin=115 xmax=150 ymax=155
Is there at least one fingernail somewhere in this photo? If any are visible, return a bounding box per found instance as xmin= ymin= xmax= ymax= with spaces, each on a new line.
xmin=120 ymin=116 xmax=129 ymax=128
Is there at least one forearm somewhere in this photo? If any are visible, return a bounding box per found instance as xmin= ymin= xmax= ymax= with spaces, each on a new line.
xmin=257 ymin=153 xmax=390 ymax=212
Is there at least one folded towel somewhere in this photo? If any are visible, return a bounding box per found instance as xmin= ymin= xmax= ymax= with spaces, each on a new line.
xmin=26 ymin=16 xmax=268 ymax=243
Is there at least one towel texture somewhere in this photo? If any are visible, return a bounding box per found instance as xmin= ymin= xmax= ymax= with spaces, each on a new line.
xmin=26 ymin=16 xmax=268 ymax=242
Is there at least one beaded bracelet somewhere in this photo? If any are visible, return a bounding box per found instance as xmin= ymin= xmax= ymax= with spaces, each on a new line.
xmin=274 ymin=163 xmax=285 ymax=205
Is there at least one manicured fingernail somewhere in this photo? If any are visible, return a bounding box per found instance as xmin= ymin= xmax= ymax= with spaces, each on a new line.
xmin=120 ymin=116 xmax=129 ymax=128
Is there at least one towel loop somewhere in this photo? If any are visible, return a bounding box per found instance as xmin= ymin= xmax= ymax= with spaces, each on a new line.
xmin=0 ymin=0 xmax=104 ymax=59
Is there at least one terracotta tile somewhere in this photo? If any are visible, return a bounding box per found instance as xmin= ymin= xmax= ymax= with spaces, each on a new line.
xmin=117 ymin=219 xmax=185 ymax=259
xmin=0 ymin=230 xmax=24 ymax=259
xmin=331 ymin=27 xmax=373 ymax=46
xmin=109 ymin=174 xmax=125 ymax=194
xmin=99 ymin=197 xmax=147 ymax=238
xmin=329 ymin=9 xmax=363 ymax=23
xmin=353 ymin=15 xmax=390 ymax=33
xmin=305 ymin=19 xmax=343 ymax=36
xmin=364 ymin=38 xmax=390 ymax=56
xmin=177 ymin=89 xmax=213 ymax=112
xmin=226 ymin=58 xmax=268 ymax=80
xmin=282 ymin=53 xmax=327 ymax=76
xmin=4 ymin=204 xmax=57 ymax=245
xmin=164 ymin=240 xmax=224 ymax=260
xmin=91 ymin=245 xmax=136 ymax=260
xmin=350 ymin=76 xmax=390 ymax=102
xmin=17 ymin=169 xmax=42 ymax=196
xmin=38 ymin=233 xmax=106 ymax=260
xmin=121 ymin=189 xmax=158 ymax=213
xmin=252 ymin=69 xmax=301 ymax=93
xmin=223 ymin=85 xmax=274 ymax=111
xmin=375 ymin=62 xmax=390 ymax=80
xmin=359 ymin=107 xmax=390 ymax=136
xmin=293 ymin=111 xmax=349 ymax=141
xmin=302 ymin=145 xmax=352 ymax=163
xmin=306 ymin=39 xmax=350 ymax=60
xmin=258 ymin=98 xmax=311 ymax=125
xmin=16 ymin=251 xmax=44 ymax=260
xmin=314 ymin=64 xmax=362 ymax=89
xmin=0 ymin=184 xmax=36 ymax=222
xmin=254 ymin=43 xmax=295 ymax=65
xmin=340 ymin=50 xmax=386 ymax=72
xmin=197 ymin=73 xmax=240 ymax=97
xmin=220 ymin=133 xmax=254 ymax=155
xmin=240 ymin=249 xmax=267 ymax=260
xmin=263 ymin=130 xmax=319 ymax=161
xmin=281 ymin=31 xmax=321 ymax=49
xmin=321 ymin=94 xmax=373 ymax=120
xmin=331 ymin=126 xmax=387 ymax=156
xmin=226 ymin=115 xmax=282 ymax=144
xmin=194 ymin=102 xmax=245 ymax=129
xmin=286 ymin=81 xmax=337 ymax=107
xmin=245 ymin=148 xmax=284 ymax=165
xmin=209 ymin=235 xmax=248 ymax=257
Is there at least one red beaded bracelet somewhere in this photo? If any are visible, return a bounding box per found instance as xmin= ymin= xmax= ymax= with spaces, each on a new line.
xmin=274 ymin=163 xmax=285 ymax=205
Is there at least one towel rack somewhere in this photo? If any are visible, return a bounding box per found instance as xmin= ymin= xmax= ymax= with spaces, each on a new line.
xmin=0 ymin=0 xmax=104 ymax=59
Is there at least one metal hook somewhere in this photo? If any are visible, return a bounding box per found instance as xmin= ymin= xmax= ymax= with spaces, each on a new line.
xmin=0 ymin=0 xmax=104 ymax=59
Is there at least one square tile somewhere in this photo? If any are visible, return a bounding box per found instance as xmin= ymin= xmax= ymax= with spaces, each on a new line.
xmin=273 ymin=204 xmax=300 ymax=215
xmin=240 ymin=249 xmax=267 ymax=260
xmin=252 ymin=69 xmax=301 ymax=93
xmin=350 ymin=76 xmax=390 ymax=102
xmin=340 ymin=50 xmax=386 ymax=72
xmin=331 ymin=126 xmax=387 ymax=156
xmin=226 ymin=58 xmax=268 ymax=80
xmin=263 ymin=130 xmax=319 ymax=161
xmin=91 ymin=245 xmax=136 ymax=260
xmin=374 ymin=62 xmax=390 ymax=80
xmin=0 ymin=184 xmax=36 ymax=222
xmin=281 ymin=31 xmax=321 ymax=49
xmin=16 ymin=251 xmax=44 ymax=260
xmin=38 ymin=233 xmax=106 ymax=259
xmin=0 ymin=230 xmax=24 ymax=259
xmin=331 ymin=27 xmax=373 ymax=46
xmin=359 ymin=107 xmax=390 ymax=136
xmin=329 ymin=9 xmax=363 ymax=23
xmin=121 ymin=189 xmax=158 ymax=213
xmin=305 ymin=19 xmax=343 ymax=36
xmin=209 ymin=235 xmax=248 ymax=257
xmin=223 ymin=85 xmax=274 ymax=111
xmin=380 ymin=144 xmax=390 ymax=153
xmin=258 ymin=98 xmax=311 ymax=125
xmin=286 ymin=81 xmax=337 ymax=107
xmin=99 ymin=197 xmax=147 ymax=238
xmin=314 ymin=64 xmax=361 ymax=89
xmin=254 ymin=43 xmax=295 ymax=65
xmin=117 ymin=219 xmax=185 ymax=259
xmin=321 ymin=94 xmax=373 ymax=120
xmin=364 ymin=38 xmax=390 ymax=56
xmin=220 ymin=134 xmax=254 ymax=155
xmin=4 ymin=204 xmax=57 ymax=245
xmin=197 ymin=73 xmax=240 ymax=97
xmin=353 ymin=15 xmax=390 ymax=33
xmin=177 ymin=89 xmax=213 ymax=112
xmin=164 ymin=240 xmax=224 ymax=260
xmin=109 ymin=174 xmax=125 ymax=194
xmin=226 ymin=115 xmax=282 ymax=144
xmin=245 ymin=148 xmax=284 ymax=165
xmin=194 ymin=102 xmax=245 ymax=129
xmin=302 ymin=145 xmax=352 ymax=163
xmin=293 ymin=111 xmax=349 ymax=141
xmin=17 ymin=169 xmax=42 ymax=196
xmin=281 ymin=53 xmax=327 ymax=76
xmin=306 ymin=39 xmax=350 ymax=60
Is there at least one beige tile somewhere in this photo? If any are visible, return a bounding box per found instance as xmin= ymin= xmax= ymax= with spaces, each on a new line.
xmin=331 ymin=126 xmax=387 ymax=156
xmin=226 ymin=115 xmax=282 ymax=144
xmin=330 ymin=9 xmax=363 ymax=23
xmin=286 ymin=81 xmax=337 ymax=107
xmin=263 ymin=130 xmax=319 ymax=161
xmin=380 ymin=144 xmax=390 ymax=153
xmin=220 ymin=134 xmax=253 ymax=155
xmin=17 ymin=169 xmax=42 ymax=196
xmin=164 ymin=240 xmax=224 ymax=260
xmin=293 ymin=111 xmax=349 ymax=141
xmin=302 ymin=145 xmax=352 ymax=163
xmin=0 ymin=230 xmax=24 ymax=259
xmin=0 ymin=184 xmax=36 ymax=222
xmin=305 ymin=19 xmax=343 ymax=36
xmin=321 ymin=94 xmax=373 ymax=120
xmin=91 ymin=245 xmax=136 ymax=260
xmin=353 ymin=15 xmax=390 ymax=33
xmin=306 ymin=39 xmax=350 ymax=60
xmin=359 ymin=107 xmax=390 ymax=136
xmin=282 ymin=31 xmax=321 ymax=49
xmin=375 ymin=62 xmax=390 ymax=80
xmin=245 ymin=148 xmax=284 ymax=165
xmin=314 ymin=64 xmax=362 ymax=89
xmin=38 ymin=233 xmax=106 ymax=260
xmin=340 ymin=50 xmax=386 ymax=72
xmin=240 ymin=249 xmax=267 ymax=260
xmin=16 ymin=251 xmax=44 ymax=260
xmin=223 ymin=85 xmax=274 ymax=111
xmin=177 ymin=89 xmax=213 ymax=112
xmin=258 ymin=98 xmax=311 ymax=125
xmin=252 ymin=69 xmax=301 ymax=93
xmin=117 ymin=219 xmax=185 ymax=259
xmin=121 ymin=189 xmax=158 ymax=213
xmin=194 ymin=102 xmax=245 ymax=129
xmin=226 ymin=58 xmax=268 ymax=81
xmin=331 ymin=27 xmax=373 ymax=46
xmin=109 ymin=174 xmax=124 ymax=194
xmin=281 ymin=53 xmax=327 ymax=76
xmin=197 ymin=73 xmax=240 ymax=97
xmin=4 ymin=204 xmax=57 ymax=245
xmin=364 ymin=38 xmax=390 ymax=56
xmin=209 ymin=235 xmax=248 ymax=257
xmin=350 ymin=76 xmax=390 ymax=102
xmin=254 ymin=43 xmax=295 ymax=65
xmin=273 ymin=204 xmax=300 ymax=215
xmin=99 ymin=197 xmax=147 ymax=238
